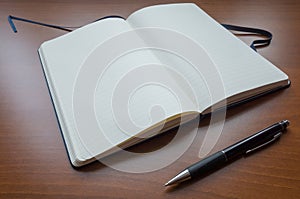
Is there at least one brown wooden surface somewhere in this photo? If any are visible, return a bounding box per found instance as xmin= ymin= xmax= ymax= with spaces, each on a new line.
xmin=0 ymin=0 xmax=299 ymax=198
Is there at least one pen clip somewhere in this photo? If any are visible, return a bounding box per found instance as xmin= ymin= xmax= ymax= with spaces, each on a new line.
xmin=245 ymin=132 xmax=282 ymax=155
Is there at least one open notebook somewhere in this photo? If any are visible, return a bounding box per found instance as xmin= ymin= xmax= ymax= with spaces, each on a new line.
xmin=38 ymin=3 xmax=289 ymax=167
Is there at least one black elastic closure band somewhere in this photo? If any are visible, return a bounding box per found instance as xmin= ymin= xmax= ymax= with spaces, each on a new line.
xmin=222 ymin=24 xmax=272 ymax=51
xmin=7 ymin=15 xmax=125 ymax=33
xmin=7 ymin=15 xmax=272 ymax=52
xmin=8 ymin=15 xmax=73 ymax=33
xmin=94 ymin=15 xmax=126 ymax=22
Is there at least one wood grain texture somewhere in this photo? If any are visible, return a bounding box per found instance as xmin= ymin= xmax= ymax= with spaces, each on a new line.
xmin=0 ymin=0 xmax=299 ymax=198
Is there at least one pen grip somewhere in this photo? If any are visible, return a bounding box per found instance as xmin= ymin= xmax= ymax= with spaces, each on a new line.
xmin=188 ymin=151 xmax=227 ymax=178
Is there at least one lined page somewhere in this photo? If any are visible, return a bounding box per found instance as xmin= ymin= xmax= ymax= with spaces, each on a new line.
xmin=39 ymin=18 xmax=133 ymax=165
xmin=127 ymin=3 xmax=288 ymax=112
xmin=39 ymin=17 xmax=197 ymax=164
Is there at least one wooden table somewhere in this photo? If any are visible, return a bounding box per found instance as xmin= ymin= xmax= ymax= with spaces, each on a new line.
xmin=1 ymin=0 xmax=299 ymax=198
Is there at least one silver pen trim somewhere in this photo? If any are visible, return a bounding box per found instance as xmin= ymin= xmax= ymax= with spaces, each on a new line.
xmin=221 ymin=150 xmax=228 ymax=161
xmin=165 ymin=169 xmax=191 ymax=186
xmin=245 ymin=132 xmax=282 ymax=154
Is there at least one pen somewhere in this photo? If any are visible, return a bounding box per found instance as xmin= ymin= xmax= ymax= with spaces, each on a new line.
xmin=165 ymin=120 xmax=290 ymax=186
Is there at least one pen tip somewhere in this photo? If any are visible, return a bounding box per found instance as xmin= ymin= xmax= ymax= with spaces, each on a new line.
xmin=164 ymin=182 xmax=169 ymax=186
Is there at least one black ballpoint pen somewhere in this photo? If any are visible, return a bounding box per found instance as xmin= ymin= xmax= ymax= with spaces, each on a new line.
xmin=165 ymin=120 xmax=290 ymax=186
